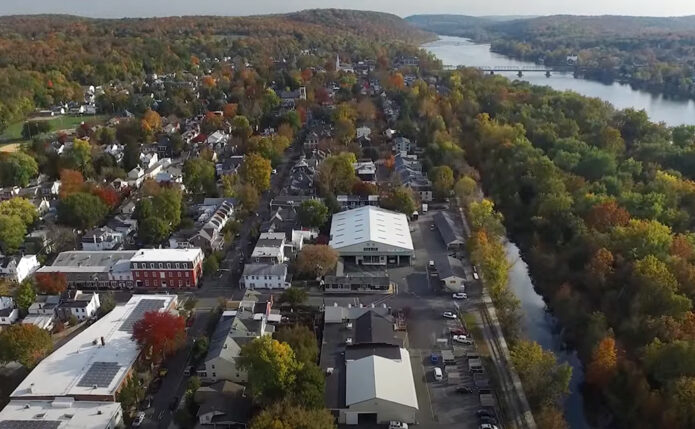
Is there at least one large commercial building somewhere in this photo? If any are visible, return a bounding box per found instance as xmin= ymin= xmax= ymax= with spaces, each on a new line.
xmin=11 ymin=294 xmax=177 ymax=402
xmin=0 ymin=399 xmax=123 ymax=429
xmin=321 ymin=306 xmax=418 ymax=425
xmin=36 ymin=248 xmax=204 ymax=290
xmin=130 ymin=248 xmax=204 ymax=288
xmin=329 ymin=206 xmax=414 ymax=266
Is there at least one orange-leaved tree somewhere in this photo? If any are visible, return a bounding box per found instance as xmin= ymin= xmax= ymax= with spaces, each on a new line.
xmin=586 ymin=336 xmax=618 ymax=387
xmin=132 ymin=311 xmax=186 ymax=363
xmin=34 ymin=272 xmax=67 ymax=294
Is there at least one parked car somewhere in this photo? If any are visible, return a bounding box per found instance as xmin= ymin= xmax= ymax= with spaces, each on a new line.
xmin=476 ymin=409 xmax=496 ymax=418
xmin=430 ymin=224 xmax=436 ymax=231
xmin=183 ymin=365 xmax=194 ymax=376
xmin=452 ymin=292 xmax=468 ymax=299
xmin=479 ymin=424 xmax=498 ymax=429
xmin=132 ymin=412 xmax=145 ymax=427
xmin=452 ymin=335 xmax=469 ymax=343
xmin=389 ymin=422 xmax=409 ymax=429
xmin=442 ymin=311 xmax=457 ymax=319
xmin=139 ymin=396 xmax=152 ymax=410
xmin=455 ymin=386 xmax=475 ymax=394
xmin=434 ymin=367 xmax=444 ymax=381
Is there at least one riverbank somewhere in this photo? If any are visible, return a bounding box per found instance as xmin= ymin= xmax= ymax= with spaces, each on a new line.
xmin=423 ymin=35 xmax=695 ymax=126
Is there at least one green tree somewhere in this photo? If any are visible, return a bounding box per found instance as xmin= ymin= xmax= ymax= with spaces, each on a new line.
xmin=645 ymin=339 xmax=695 ymax=384
xmin=139 ymin=216 xmax=170 ymax=245
xmin=612 ymin=219 xmax=673 ymax=260
xmin=57 ymin=192 xmax=108 ymax=229
xmin=316 ymin=153 xmax=357 ymax=195
xmin=249 ymin=401 xmax=336 ymax=429
xmin=203 ymin=254 xmax=220 ymax=276
xmin=275 ymin=325 xmax=318 ymax=364
xmin=192 ymin=336 xmax=209 ymax=361
xmin=297 ymin=200 xmax=329 ymax=228
xmin=0 ymin=198 xmax=38 ymax=226
xmin=510 ymin=340 xmax=572 ymax=409
xmin=292 ymin=362 xmax=325 ymax=409
xmin=238 ymin=336 xmax=301 ymax=405
xmin=381 ymin=186 xmax=417 ymax=215
xmin=236 ymin=183 xmax=260 ymax=214
xmin=0 ymin=152 xmax=39 ymax=187
xmin=467 ymin=199 xmax=505 ymax=237
xmin=232 ymin=115 xmax=253 ymax=140
xmin=116 ymin=376 xmax=145 ymax=412
xmin=279 ymin=288 xmax=309 ymax=309
xmin=65 ymin=139 xmax=92 ymax=175
xmin=430 ymin=165 xmax=454 ymax=200
xmin=239 ymin=153 xmax=271 ymax=192
xmin=15 ymin=279 xmax=36 ymax=313
xmin=183 ymin=158 xmax=216 ymax=195
xmin=21 ymin=121 xmax=51 ymax=139
xmin=0 ymin=324 xmax=52 ymax=368
xmin=0 ymin=215 xmax=27 ymax=253
xmin=454 ymin=175 xmax=478 ymax=205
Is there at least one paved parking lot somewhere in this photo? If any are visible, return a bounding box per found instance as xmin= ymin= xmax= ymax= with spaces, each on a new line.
xmin=349 ymin=208 xmax=496 ymax=428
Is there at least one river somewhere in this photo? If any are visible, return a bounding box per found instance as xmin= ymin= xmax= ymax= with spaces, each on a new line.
xmin=423 ymin=35 xmax=695 ymax=126
xmin=422 ymin=35 xmax=600 ymax=428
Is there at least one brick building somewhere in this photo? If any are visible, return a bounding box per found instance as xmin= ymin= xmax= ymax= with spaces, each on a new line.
xmin=130 ymin=248 xmax=204 ymax=288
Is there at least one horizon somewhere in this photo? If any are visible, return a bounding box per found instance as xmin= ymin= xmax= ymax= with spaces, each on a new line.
xmin=2 ymin=0 xmax=695 ymax=19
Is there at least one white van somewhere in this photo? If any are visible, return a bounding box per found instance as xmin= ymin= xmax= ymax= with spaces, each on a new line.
xmin=434 ymin=367 xmax=443 ymax=381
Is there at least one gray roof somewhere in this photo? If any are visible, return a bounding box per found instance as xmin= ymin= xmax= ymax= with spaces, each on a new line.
xmin=206 ymin=315 xmax=236 ymax=361
xmin=353 ymin=311 xmax=399 ymax=346
xmin=433 ymin=211 xmax=465 ymax=246
xmin=242 ymin=264 xmax=287 ymax=278
xmin=434 ymin=255 xmax=466 ymax=280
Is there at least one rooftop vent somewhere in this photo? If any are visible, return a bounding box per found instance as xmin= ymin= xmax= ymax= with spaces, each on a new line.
xmin=326 ymin=367 xmax=334 ymax=375
xmin=346 ymin=322 xmax=353 ymax=329
xmin=346 ymin=337 xmax=353 ymax=345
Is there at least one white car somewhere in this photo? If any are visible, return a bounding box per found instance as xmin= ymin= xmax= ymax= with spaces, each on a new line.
xmin=479 ymin=424 xmax=498 ymax=429
xmin=452 ymin=292 xmax=468 ymax=299
xmin=442 ymin=311 xmax=457 ymax=319
xmin=132 ymin=412 xmax=145 ymax=427
xmin=389 ymin=422 xmax=409 ymax=429
xmin=453 ymin=335 xmax=474 ymax=345
xmin=271 ymin=169 xmax=277 ymax=174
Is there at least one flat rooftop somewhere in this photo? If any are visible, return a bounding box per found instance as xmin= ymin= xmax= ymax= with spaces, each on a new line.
xmin=37 ymin=251 xmax=137 ymax=273
xmin=130 ymin=248 xmax=202 ymax=263
xmin=0 ymin=399 xmax=121 ymax=429
xmin=11 ymin=294 xmax=176 ymax=400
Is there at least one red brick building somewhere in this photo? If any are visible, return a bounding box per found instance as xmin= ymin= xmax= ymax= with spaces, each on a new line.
xmin=130 ymin=248 xmax=204 ymax=288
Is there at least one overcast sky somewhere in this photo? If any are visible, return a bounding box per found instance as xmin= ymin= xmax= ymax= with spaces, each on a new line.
xmin=1 ymin=0 xmax=695 ymax=18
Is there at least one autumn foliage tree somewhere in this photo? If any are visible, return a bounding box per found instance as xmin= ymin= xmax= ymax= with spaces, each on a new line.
xmin=586 ymin=336 xmax=618 ymax=387
xmin=91 ymin=185 xmax=120 ymax=208
xmin=585 ymin=200 xmax=630 ymax=232
xmin=132 ymin=311 xmax=186 ymax=363
xmin=59 ymin=169 xmax=85 ymax=198
xmin=296 ymin=245 xmax=338 ymax=278
xmin=0 ymin=324 xmax=52 ymax=368
xmin=34 ymin=272 xmax=67 ymax=294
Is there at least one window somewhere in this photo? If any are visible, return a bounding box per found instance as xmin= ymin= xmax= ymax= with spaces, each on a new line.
xmin=175 ymin=263 xmax=179 ymax=269
xmin=145 ymin=280 xmax=149 ymax=287
xmin=167 ymin=263 xmax=171 ymax=269
xmin=160 ymin=272 xmax=165 ymax=279
xmin=212 ymin=372 xmax=216 ymax=377
xmin=179 ymin=280 xmax=182 ymax=287
xmin=144 ymin=271 xmax=148 ymax=278
xmin=149 ymin=263 xmax=154 ymax=269
xmin=178 ymin=272 xmax=181 ymax=277
xmin=211 ymin=364 xmax=215 ymax=369
xmin=186 ymin=280 xmax=190 ymax=286
xmin=158 ymin=263 xmax=163 ymax=269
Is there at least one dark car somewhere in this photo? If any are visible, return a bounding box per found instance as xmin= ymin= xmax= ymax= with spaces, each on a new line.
xmin=479 ymin=415 xmax=498 ymax=425
xmin=455 ymin=386 xmax=474 ymax=394
xmin=476 ymin=409 xmax=495 ymax=418
xmin=169 ymin=396 xmax=179 ymax=411
xmin=140 ymin=396 xmax=152 ymax=410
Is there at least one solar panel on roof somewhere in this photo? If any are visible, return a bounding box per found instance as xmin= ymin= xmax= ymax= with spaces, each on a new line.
xmin=0 ymin=422 xmax=61 ymax=429
xmin=119 ymin=299 xmax=166 ymax=332
xmin=77 ymin=361 xmax=121 ymax=388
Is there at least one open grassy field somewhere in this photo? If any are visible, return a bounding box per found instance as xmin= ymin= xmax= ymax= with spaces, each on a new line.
xmin=0 ymin=114 xmax=110 ymax=143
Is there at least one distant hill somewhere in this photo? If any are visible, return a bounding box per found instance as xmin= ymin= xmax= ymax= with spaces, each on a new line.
xmin=405 ymin=14 xmax=493 ymax=40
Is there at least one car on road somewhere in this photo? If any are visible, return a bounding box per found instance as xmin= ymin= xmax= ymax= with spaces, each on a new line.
xmin=389 ymin=422 xmax=409 ymax=429
xmin=479 ymin=424 xmax=498 ymax=429
xmin=442 ymin=311 xmax=457 ymax=319
xmin=132 ymin=412 xmax=145 ymax=427
xmin=455 ymin=386 xmax=475 ymax=394
xmin=272 ymin=169 xmax=277 ymax=174
xmin=139 ymin=396 xmax=152 ymax=410
xmin=452 ymin=292 xmax=468 ymax=299
xmin=169 ymin=396 xmax=179 ymax=411
xmin=429 ymin=224 xmax=436 ymax=231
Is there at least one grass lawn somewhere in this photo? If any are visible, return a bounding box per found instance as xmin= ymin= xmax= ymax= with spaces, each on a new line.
xmin=0 ymin=114 xmax=110 ymax=142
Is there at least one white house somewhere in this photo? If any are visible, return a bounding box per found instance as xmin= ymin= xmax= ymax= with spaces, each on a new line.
xmin=356 ymin=126 xmax=371 ymax=141
xmin=329 ymin=206 xmax=414 ymax=266
xmin=0 ymin=255 xmax=41 ymax=283
xmin=81 ymin=227 xmax=123 ymax=251
xmin=59 ymin=291 xmax=101 ymax=321
xmin=251 ymin=232 xmax=286 ymax=264
xmin=241 ymin=264 xmax=289 ymax=290
xmin=0 ymin=296 xmax=19 ymax=325
xmin=139 ymin=152 xmax=158 ymax=169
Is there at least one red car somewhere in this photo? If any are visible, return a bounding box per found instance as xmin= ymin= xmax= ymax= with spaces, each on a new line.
xmin=450 ymin=328 xmax=467 ymax=336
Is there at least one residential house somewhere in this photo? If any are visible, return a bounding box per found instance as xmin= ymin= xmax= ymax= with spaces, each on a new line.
xmin=288 ymin=156 xmax=316 ymax=195
xmin=241 ymin=264 xmax=290 ymax=290
xmin=324 ymin=260 xmax=392 ymax=294
xmin=57 ymin=290 xmax=101 ymax=321
xmin=336 ymin=195 xmax=379 ymax=211
xmin=0 ymin=296 xmax=19 ymax=325
xmin=127 ymin=167 xmax=145 ymax=188
xmin=139 ymin=152 xmax=158 ymax=169
xmin=195 ymin=381 xmax=251 ymax=428
xmin=353 ymin=160 xmax=376 ymax=183
xmin=393 ymin=137 xmax=412 ymax=153
xmin=356 ymin=126 xmax=371 ymax=142
xmin=201 ymin=303 xmax=274 ymax=383
xmin=157 ymin=135 xmax=175 ymax=158
xmin=251 ymin=232 xmax=286 ymax=264
xmin=434 ymin=255 xmax=467 ymax=291
xmin=81 ymin=227 xmax=123 ymax=251
xmin=395 ymin=153 xmax=433 ymax=202
xmin=0 ymin=255 xmax=41 ymax=284
xmin=23 ymin=229 xmax=53 ymax=255
xmin=433 ymin=211 xmax=466 ymax=250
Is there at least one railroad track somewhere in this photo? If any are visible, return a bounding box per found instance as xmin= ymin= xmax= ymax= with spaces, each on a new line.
xmin=479 ymin=304 xmax=531 ymax=429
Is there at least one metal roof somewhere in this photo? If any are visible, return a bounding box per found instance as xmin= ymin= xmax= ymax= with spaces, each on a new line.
xmin=329 ymin=206 xmax=413 ymax=251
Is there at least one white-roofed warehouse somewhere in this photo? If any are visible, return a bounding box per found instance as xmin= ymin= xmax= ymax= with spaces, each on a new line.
xmin=329 ymin=206 xmax=414 ymax=266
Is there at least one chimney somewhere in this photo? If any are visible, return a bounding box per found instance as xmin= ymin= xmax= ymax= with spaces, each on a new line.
xmin=100 ymin=336 xmax=105 ymax=346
